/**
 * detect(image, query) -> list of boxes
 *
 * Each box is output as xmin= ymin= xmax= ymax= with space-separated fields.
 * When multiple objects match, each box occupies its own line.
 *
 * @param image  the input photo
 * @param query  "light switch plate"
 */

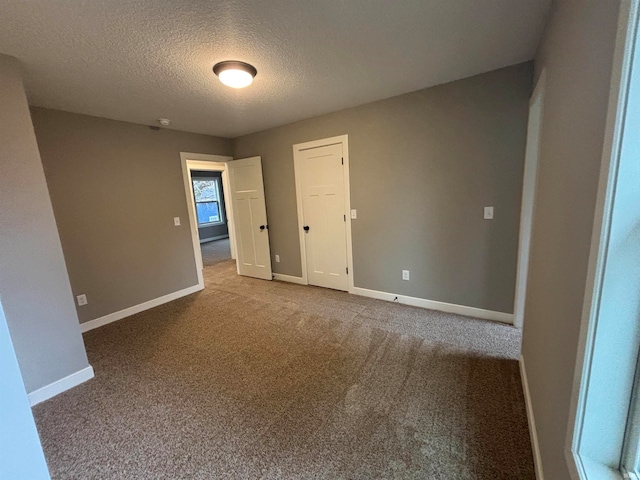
xmin=174 ymin=217 xmax=181 ymax=226
xmin=484 ymin=207 xmax=494 ymax=220
xmin=351 ymin=209 xmax=357 ymax=219
xmin=77 ymin=294 xmax=88 ymax=306
xmin=275 ymin=254 xmax=280 ymax=263
xmin=402 ymin=270 xmax=410 ymax=281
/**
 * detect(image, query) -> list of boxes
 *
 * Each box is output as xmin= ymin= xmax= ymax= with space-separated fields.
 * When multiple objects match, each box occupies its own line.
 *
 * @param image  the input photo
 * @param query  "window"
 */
xmin=566 ymin=4 xmax=640 ymax=479
xmin=192 ymin=177 xmax=224 ymax=226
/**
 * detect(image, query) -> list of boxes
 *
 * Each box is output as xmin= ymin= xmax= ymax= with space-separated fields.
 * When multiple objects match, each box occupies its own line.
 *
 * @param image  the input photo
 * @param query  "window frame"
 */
xmin=191 ymin=176 xmax=225 ymax=227
xmin=622 ymin=368 xmax=640 ymax=478
xmin=566 ymin=2 xmax=640 ymax=479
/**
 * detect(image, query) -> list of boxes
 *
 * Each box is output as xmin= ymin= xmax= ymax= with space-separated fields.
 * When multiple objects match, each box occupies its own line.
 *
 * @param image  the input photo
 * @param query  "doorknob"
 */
xmin=303 ymin=225 xmax=310 ymax=232
xmin=259 ymin=224 xmax=268 ymax=231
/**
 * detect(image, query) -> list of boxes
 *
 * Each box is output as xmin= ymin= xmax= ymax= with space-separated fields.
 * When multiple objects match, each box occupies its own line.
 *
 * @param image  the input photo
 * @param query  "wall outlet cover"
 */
xmin=484 ymin=207 xmax=494 ymax=219
xmin=275 ymin=254 xmax=280 ymax=263
xmin=173 ymin=217 xmax=181 ymax=226
xmin=76 ymin=294 xmax=88 ymax=306
xmin=402 ymin=270 xmax=410 ymax=281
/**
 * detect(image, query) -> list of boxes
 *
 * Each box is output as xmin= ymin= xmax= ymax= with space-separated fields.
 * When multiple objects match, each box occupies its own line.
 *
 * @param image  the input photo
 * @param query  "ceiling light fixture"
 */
xmin=213 ymin=61 xmax=257 ymax=89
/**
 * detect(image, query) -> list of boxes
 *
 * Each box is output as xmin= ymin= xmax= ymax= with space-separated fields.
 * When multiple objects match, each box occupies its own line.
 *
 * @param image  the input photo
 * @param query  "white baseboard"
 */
xmin=199 ymin=234 xmax=229 ymax=244
xmin=269 ymin=279 xmax=513 ymax=324
xmin=273 ymin=273 xmax=307 ymax=285
xmin=351 ymin=286 xmax=514 ymax=324
xmin=80 ymin=284 xmax=203 ymax=333
xmin=28 ymin=365 xmax=94 ymax=406
xmin=520 ymin=355 xmax=544 ymax=479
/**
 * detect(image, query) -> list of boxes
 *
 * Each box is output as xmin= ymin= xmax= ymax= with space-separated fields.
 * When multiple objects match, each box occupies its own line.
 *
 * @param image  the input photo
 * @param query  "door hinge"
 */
xmin=341 ymin=157 xmax=344 ymax=165
xmin=346 ymin=267 xmax=349 ymax=275
xmin=344 ymin=214 xmax=346 ymax=222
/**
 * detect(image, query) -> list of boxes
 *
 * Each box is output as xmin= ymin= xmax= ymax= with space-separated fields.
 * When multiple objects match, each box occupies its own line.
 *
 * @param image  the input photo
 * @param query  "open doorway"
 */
xmin=180 ymin=153 xmax=237 ymax=289
xmin=190 ymin=170 xmax=231 ymax=266
xmin=182 ymin=153 xmax=274 ymax=285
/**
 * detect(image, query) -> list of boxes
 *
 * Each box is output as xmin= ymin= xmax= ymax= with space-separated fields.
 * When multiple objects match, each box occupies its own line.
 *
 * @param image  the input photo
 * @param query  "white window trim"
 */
xmin=566 ymin=2 xmax=640 ymax=479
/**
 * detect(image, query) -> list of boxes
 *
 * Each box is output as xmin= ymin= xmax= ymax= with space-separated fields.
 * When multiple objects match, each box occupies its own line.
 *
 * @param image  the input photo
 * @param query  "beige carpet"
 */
xmin=200 ymin=238 xmax=231 ymax=266
xmin=34 ymin=260 xmax=534 ymax=479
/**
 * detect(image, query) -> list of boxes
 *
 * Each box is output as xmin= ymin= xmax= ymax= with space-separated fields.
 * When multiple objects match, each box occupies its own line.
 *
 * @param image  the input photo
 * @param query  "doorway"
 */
xmin=513 ymin=71 xmax=545 ymax=329
xmin=190 ymin=170 xmax=231 ymax=266
xmin=293 ymin=135 xmax=354 ymax=292
xmin=181 ymin=153 xmax=236 ymax=288
xmin=182 ymin=153 xmax=274 ymax=287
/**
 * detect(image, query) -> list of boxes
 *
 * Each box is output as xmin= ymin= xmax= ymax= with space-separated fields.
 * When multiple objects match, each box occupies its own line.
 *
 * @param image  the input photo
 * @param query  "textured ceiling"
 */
xmin=0 ymin=0 xmax=550 ymax=138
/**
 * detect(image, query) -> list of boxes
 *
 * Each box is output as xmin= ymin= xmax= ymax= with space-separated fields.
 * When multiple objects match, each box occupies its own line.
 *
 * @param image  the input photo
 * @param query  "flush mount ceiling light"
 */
xmin=213 ymin=61 xmax=257 ymax=89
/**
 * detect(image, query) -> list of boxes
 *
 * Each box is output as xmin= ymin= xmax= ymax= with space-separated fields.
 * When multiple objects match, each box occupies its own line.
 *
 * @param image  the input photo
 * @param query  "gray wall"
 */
xmin=31 ymin=108 xmax=233 ymax=323
xmin=0 ymin=300 xmax=50 ymax=479
xmin=191 ymin=170 xmax=229 ymax=241
xmin=0 ymin=55 xmax=89 ymax=393
xmin=234 ymin=63 xmax=532 ymax=313
xmin=521 ymin=2 xmax=620 ymax=479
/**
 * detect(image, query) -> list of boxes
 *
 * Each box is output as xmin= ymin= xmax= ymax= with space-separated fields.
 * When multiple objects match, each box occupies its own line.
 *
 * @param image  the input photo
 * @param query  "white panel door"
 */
xmin=228 ymin=157 xmax=272 ymax=280
xmin=297 ymin=144 xmax=349 ymax=291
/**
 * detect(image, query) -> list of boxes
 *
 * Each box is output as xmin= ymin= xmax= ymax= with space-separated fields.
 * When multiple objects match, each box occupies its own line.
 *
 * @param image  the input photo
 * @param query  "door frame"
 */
xmin=513 ymin=69 xmax=546 ymax=329
xmin=292 ymin=135 xmax=354 ymax=293
xmin=180 ymin=152 xmax=236 ymax=289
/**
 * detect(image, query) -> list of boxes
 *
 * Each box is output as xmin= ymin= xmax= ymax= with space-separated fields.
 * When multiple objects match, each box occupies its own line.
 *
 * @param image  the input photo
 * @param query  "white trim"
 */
xmin=351 ymin=286 xmax=513 ymax=324
xmin=180 ymin=153 xmax=236 ymax=291
xmin=565 ymin=2 xmax=639 ymax=479
xmin=293 ymin=135 xmax=346 ymax=151
xmin=292 ymin=135 xmax=354 ymax=293
xmin=180 ymin=152 xmax=230 ymax=163
xmin=199 ymin=234 xmax=229 ymax=244
xmin=273 ymin=273 xmax=307 ymax=285
xmin=520 ymin=355 xmax=544 ymax=480
xmin=220 ymin=169 xmax=235 ymax=259
xmin=513 ymin=69 xmax=546 ymax=329
xmin=80 ymin=284 xmax=203 ymax=333
xmin=28 ymin=365 xmax=94 ymax=406
xmin=293 ymin=152 xmax=309 ymax=285
xmin=343 ymin=136 xmax=354 ymax=294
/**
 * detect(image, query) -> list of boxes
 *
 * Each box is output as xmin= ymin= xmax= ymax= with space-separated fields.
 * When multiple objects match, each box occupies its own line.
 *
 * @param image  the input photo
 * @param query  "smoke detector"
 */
xmin=158 ymin=118 xmax=171 ymax=126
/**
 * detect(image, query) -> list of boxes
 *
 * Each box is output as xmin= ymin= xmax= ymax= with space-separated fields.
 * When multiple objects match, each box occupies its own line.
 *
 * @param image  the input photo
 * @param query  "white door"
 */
xmin=295 ymin=143 xmax=349 ymax=291
xmin=228 ymin=157 xmax=272 ymax=280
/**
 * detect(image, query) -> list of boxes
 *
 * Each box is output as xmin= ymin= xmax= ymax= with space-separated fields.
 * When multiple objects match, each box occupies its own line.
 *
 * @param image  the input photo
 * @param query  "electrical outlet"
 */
xmin=351 ymin=209 xmax=357 ymax=219
xmin=484 ymin=207 xmax=494 ymax=220
xmin=402 ymin=270 xmax=410 ymax=281
xmin=173 ymin=217 xmax=181 ymax=226
xmin=76 ymin=294 xmax=88 ymax=306
xmin=275 ymin=254 xmax=280 ymax=263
